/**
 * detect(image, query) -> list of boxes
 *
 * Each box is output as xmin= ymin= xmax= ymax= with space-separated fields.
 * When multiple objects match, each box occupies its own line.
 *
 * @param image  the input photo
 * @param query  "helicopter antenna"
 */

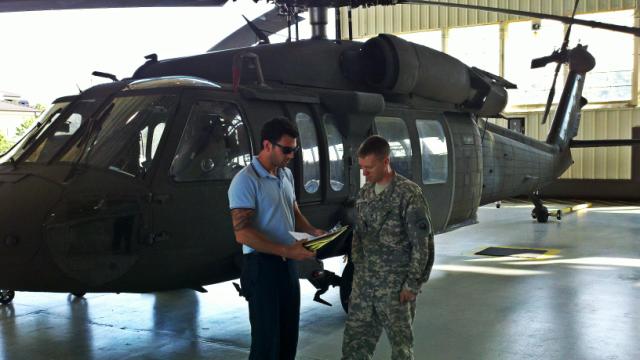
xmin=480 ymin=115 xmax=489 ymax=144
xmin=76 ymin=84 xmax=83 ymax=94
xmin=540 ymin=0 xmax=580 ymax=125
xmin=241 ymin=15 xmax=270 ymax=45
xmin=283 ymin=4 xmax=292 ymax=42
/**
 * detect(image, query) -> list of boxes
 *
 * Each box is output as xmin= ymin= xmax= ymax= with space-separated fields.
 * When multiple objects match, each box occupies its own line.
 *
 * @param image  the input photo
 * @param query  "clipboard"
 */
xmin=290 ymin=226 xmax=350 ymax=251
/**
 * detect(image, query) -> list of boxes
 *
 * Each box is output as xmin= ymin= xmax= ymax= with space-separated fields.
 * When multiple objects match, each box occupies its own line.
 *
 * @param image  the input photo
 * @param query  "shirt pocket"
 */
xmin=377 ymin=204 xmax=405 ymax=247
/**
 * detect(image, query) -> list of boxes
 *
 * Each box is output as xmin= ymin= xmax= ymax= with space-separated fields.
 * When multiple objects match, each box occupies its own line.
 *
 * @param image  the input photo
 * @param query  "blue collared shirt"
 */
xmin=228 ymin=156 xmax=296 ymax=254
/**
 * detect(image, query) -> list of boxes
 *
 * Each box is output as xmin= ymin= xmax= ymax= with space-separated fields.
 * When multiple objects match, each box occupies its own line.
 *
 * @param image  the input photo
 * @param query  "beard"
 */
xmin=270 ymin=152 xmax=289 ymax=169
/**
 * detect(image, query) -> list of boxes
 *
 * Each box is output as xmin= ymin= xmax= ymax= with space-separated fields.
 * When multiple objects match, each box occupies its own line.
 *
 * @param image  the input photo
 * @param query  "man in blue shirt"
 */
xmin=228 ymin=117 xmax=325 ymax=360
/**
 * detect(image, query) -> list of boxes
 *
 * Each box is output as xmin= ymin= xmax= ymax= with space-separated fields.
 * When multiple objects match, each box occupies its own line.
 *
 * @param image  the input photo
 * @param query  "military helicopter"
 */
xmin=1 ymin=0 xmax=639 ymax=310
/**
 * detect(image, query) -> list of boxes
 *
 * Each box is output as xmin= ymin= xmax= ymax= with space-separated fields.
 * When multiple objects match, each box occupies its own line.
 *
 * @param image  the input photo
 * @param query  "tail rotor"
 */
xmin=533 ymin=0 xmax=581 ymax=125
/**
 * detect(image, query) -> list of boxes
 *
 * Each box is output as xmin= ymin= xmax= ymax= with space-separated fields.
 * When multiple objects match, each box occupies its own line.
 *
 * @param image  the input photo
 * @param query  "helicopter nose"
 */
xmin=0 ymin=174 xmax=63 ymax=269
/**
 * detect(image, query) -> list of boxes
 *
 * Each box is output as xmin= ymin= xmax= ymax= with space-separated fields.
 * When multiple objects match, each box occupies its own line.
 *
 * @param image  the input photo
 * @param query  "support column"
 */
xmin=633 ymin=127 xmax=640 ymax=182
xmin=499 ymin=21 xmax=506 ymax=78
xmin=632 ymin=7 xmax=639 ymax=106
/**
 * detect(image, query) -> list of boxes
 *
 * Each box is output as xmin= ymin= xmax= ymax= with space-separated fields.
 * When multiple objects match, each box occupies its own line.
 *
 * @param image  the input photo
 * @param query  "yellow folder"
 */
xmin=302 ymin=225 xmax=350 ymax=251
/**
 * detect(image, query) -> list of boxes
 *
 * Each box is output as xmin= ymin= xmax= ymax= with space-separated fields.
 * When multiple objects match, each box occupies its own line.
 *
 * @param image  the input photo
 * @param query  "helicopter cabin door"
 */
xmin=148 ymin=92 xmax=253 ymax=287
xmin=44 ymin=93 xmax=179 ymax=289
xmin=374 ymin=111 xmax=453 ymax=233
xmin=409 ymin=112 xmax=453 ymax=232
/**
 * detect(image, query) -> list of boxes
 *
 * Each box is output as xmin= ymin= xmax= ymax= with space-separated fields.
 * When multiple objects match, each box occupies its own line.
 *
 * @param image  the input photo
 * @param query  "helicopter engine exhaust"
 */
xmin=347 ymin=34 xmax=510 ymax=116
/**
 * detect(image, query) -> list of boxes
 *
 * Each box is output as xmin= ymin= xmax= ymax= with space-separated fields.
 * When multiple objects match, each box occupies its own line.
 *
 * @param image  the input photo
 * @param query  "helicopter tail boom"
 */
xmin=545 ymin=45 xmax=595 ymax=153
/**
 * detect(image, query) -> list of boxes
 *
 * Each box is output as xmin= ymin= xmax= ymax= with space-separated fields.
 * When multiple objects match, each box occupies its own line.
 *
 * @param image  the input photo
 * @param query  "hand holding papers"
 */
xmin=289 ymin=226 xmax=350 ymax=251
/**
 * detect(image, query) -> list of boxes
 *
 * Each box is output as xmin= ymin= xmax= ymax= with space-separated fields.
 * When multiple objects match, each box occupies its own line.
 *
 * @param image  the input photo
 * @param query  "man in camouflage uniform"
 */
xmin=342 ymin=135 xmax=435 ymax=360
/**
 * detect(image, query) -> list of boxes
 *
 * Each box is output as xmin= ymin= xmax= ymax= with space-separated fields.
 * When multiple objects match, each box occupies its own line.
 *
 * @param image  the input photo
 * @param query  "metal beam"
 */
xmin=0 ymin=0 xmax=227 ymax=13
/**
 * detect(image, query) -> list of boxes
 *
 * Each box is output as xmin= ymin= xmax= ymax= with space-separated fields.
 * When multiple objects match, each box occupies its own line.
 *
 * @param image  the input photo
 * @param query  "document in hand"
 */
xmin=289 ymin=226 xmax=350 ymax=251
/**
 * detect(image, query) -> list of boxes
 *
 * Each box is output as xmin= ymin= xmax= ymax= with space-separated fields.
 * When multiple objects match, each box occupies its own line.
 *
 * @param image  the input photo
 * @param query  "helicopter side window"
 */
xmin=374 ymin=116 xmax=413 ymax=179
xmin=323 ymin=114 xmax=345 ymax=192
xmin=295 ymin=112 xmax=321 ymax=194
xmin=416 ymin=119 xmax=448 ymax=184
xmin=170 ymin=101 xmax=251 ymax=182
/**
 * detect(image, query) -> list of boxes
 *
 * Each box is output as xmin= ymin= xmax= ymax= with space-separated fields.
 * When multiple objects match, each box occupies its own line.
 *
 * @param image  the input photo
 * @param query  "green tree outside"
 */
xmin=1 ymin=104 xmax=44 ymax=155
xmin=14 ymin=104 xmax=45 ymax=139
xmin=0 ymin=133 xmax=13 ymax=154
xmin=15 ymin=116 xmax=36 ymax=138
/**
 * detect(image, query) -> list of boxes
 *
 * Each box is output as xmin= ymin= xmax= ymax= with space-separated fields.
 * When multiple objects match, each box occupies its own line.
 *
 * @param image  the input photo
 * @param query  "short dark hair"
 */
xmin=357 ymin=135 xmax=390 ymax=159
xmin=260 ymin=117 xmax=299 ymax=149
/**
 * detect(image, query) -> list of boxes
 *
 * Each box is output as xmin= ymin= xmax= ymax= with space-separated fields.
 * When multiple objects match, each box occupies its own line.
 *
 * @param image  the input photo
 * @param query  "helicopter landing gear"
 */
xmin=307 ymin=260 xmax=354 ymax=313
xmin=339 ymin=261 xmax=354 ymax=313
xmin=529 ymin=192 xmax=549 ymax=223
xmin=531 ymin=207 xmax=549 ymax=223
xmin=0 ymin=289 xmax=15 ymax=305
xmin=308 ymin=268 xmax=342 ymax=307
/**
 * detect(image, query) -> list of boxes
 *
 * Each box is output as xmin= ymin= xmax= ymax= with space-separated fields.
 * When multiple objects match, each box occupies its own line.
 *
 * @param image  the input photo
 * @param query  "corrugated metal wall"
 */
xmin=343 ymin=1 xmax=639 ymax=181
xmin=341 ymin=0 xmax=637 ymax=39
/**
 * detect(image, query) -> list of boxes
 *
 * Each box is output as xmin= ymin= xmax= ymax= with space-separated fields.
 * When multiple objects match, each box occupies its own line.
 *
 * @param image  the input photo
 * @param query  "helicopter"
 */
xmin=1 ymin=0 xmax=640 ymax=310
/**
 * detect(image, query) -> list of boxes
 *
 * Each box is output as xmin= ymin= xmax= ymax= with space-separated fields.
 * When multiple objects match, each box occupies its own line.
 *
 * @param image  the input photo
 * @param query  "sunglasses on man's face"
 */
xmin=272 ymin=142 xmax=300 ymax=155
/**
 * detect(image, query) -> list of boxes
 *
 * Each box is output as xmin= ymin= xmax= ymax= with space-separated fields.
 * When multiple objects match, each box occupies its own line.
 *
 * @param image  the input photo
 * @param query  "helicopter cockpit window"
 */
xmin=374 ymin=117 xmax=413 ymax=179
xmin=295 ymin=112 xmax=320 ymax=194
xmin=170 ymin=101 xmax=251 ymax=182
xmin=416 ymin=120 xmax=448 ymax=184
xmin=58 ymin=95 xmax=178 ymax=177
xmin=23 ymin=100 xmax=97 ymax=164
xmin=323 ymin=114 xmax=345 ymax=192
xmin=0 ymin=100 xmax=69 ymax=163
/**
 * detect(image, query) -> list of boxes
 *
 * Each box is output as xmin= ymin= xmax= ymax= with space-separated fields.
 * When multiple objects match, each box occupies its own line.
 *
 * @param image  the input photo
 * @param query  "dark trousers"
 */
xmin=241 ymin=252 xmax=300 ymax=360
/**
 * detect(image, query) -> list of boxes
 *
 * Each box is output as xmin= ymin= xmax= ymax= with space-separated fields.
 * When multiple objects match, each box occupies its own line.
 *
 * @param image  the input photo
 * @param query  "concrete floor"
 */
xmin=1 ymin=200 xmax=639 ymax=360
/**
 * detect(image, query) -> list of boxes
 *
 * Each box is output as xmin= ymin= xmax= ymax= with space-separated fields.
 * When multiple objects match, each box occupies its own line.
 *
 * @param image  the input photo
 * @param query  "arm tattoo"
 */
xmin=231 ymin=209 xmax=255 ymax=232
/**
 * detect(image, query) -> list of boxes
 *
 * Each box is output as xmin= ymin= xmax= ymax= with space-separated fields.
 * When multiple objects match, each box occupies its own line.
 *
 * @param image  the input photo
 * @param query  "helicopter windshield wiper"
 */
xmin=7 ymin=156 xmax=16 ymax=170
xmin=63 ymin=103 xmax=115 ymax=182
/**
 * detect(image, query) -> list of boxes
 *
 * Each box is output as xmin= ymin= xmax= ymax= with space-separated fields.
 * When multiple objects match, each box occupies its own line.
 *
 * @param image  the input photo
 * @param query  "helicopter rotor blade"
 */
xmin=208 ymin=6 xmax=304 ymax=52
xmin=402 ymin=1 xmax=640 ymax=37
xmin=540 ymin=0 xmax=580 ymax=125
xmin=540 ymin=63 xmax=560 ymax=126
xmin=0 ymin=0 xmax=228 ymax=13
xmin=2 ymin=0 xmax=638 ymax=37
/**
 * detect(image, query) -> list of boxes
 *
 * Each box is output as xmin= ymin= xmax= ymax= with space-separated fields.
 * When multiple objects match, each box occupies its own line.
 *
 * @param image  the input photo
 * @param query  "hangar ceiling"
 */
xmin=0 ymin=0 xmax=226 ymax=13
xmin=341 ymin=0 xmax=638 ymax=38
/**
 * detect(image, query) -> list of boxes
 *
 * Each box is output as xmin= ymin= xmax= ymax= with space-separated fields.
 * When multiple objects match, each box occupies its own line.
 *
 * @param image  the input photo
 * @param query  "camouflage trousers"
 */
xmin=342 ymin=286 xmax=417 ymax=360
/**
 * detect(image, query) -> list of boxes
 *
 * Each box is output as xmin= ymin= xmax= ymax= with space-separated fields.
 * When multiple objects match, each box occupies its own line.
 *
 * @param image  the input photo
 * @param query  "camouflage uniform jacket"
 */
xmin=352 ymin=173 xmax=434 ymax=297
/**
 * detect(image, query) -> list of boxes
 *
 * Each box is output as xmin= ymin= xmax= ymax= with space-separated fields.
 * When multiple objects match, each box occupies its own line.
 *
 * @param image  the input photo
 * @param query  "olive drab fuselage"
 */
xmin=0 ymin=35 xmax=593 ymax=300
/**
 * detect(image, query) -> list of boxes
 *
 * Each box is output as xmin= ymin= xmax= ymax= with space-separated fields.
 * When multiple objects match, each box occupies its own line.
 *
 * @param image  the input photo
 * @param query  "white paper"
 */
xmin=289 ymin=231 xmax=313 ymax=241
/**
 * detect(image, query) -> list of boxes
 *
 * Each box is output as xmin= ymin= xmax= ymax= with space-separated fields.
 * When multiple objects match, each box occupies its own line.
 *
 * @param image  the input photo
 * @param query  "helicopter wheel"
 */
xmin=534 ymin=206 xmax=549 ymax=223
xmin=0 ymin=290 xmax=15 ymax=305
xmin=339 ymin=261 xmax=354 ymax=313
xmin=71 ymin=292 xmax=86 ymax=298
xmin=556 ymin=210 xmax=562 ymax=221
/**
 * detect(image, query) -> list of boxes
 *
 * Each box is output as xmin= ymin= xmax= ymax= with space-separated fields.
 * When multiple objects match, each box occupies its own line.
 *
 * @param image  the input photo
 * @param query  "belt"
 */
xmin=244 ymin=251 xmax=289 ymax=262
